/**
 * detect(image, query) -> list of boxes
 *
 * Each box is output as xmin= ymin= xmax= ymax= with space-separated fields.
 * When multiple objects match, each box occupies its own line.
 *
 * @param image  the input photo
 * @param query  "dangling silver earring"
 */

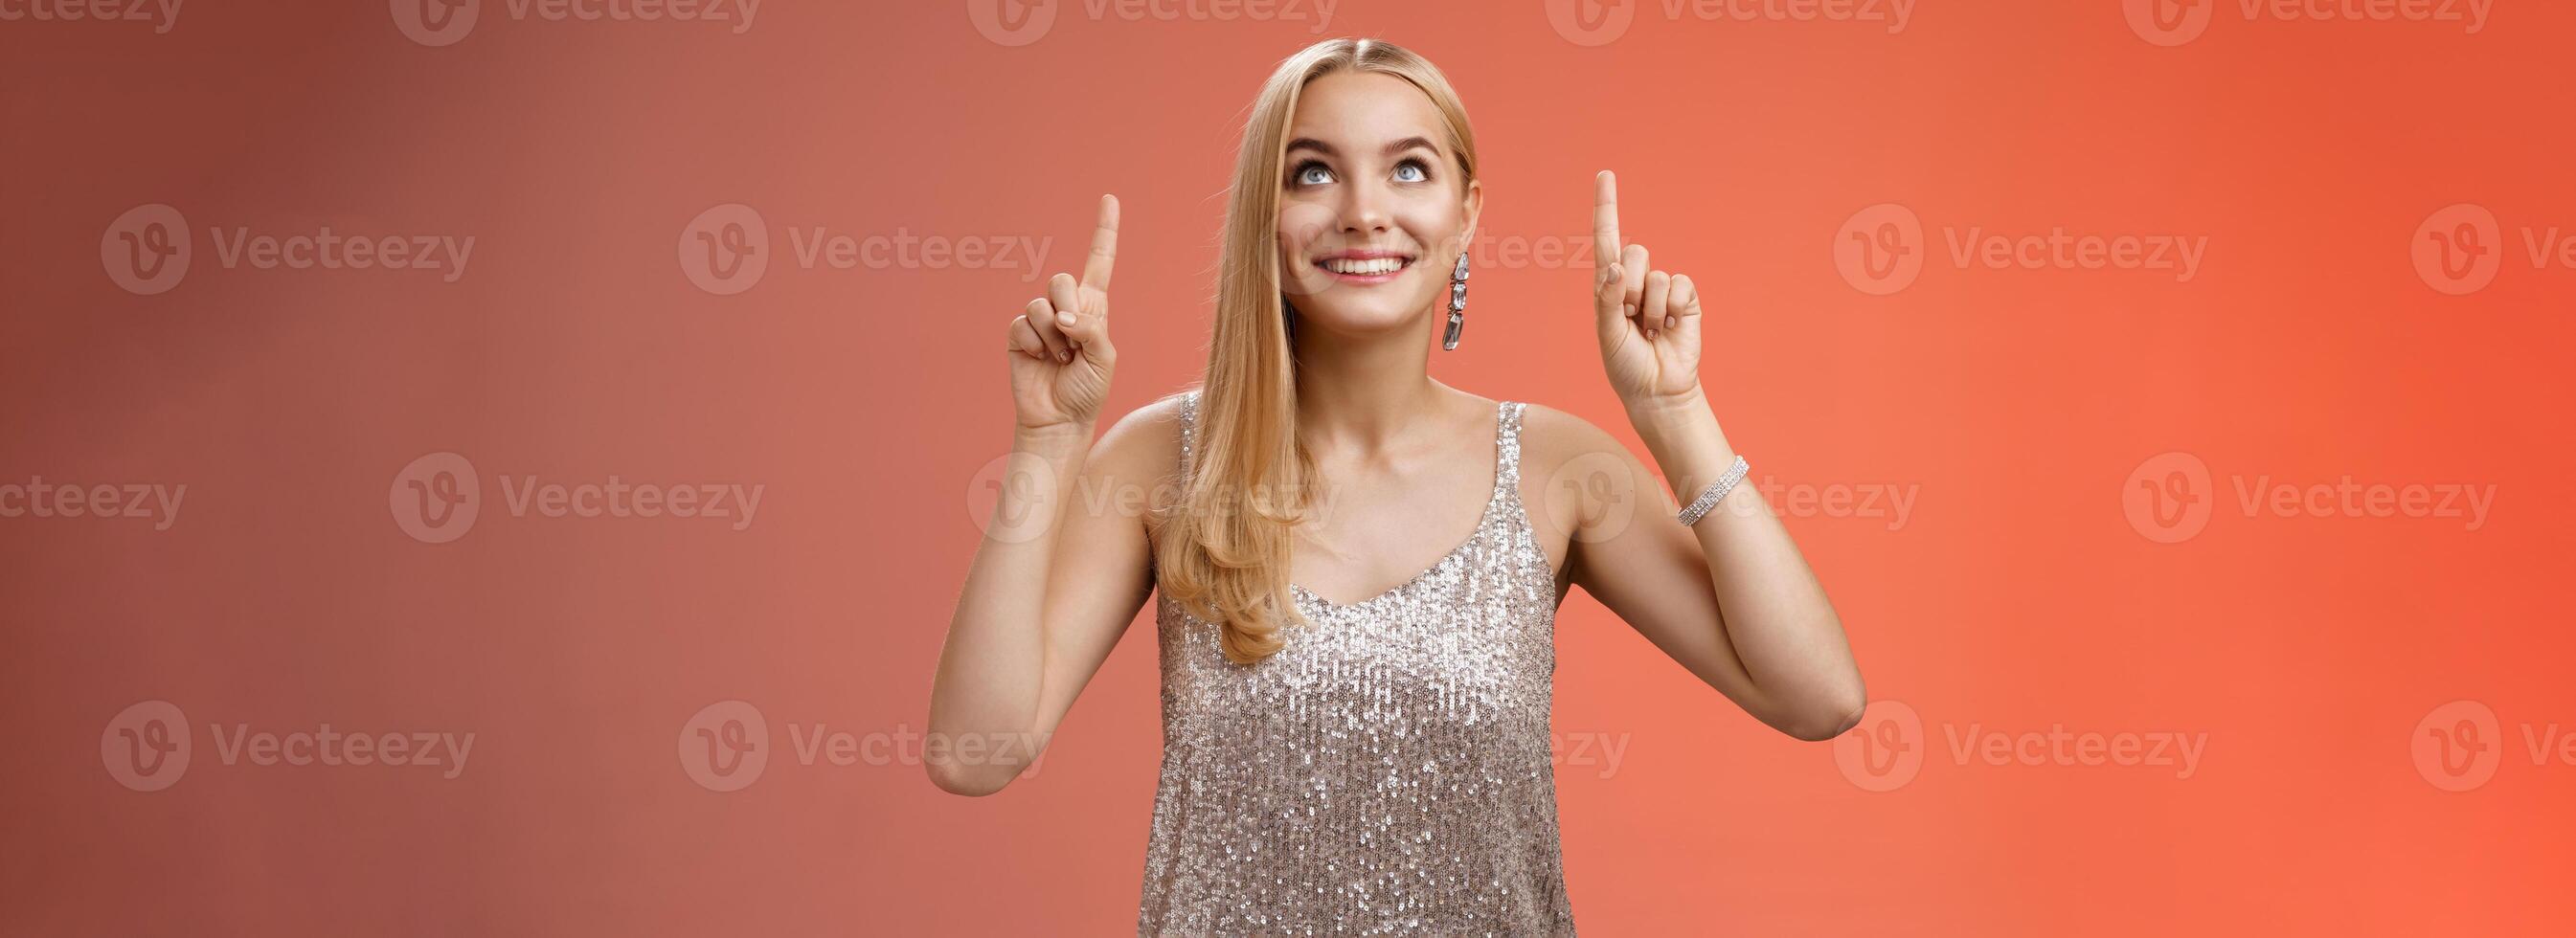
xmin=1441 ymin=252 xmax=1469 ymax=350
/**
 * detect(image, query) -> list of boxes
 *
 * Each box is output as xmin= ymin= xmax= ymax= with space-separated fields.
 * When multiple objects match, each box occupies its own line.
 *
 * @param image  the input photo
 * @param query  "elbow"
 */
xmin=1782 ymin=704 xmax=1865 ymax=743
xmin=925 ymin=759 xmax=1015 ymax=798
xmin=1776 ymin=685 xmax=1869 ymax=743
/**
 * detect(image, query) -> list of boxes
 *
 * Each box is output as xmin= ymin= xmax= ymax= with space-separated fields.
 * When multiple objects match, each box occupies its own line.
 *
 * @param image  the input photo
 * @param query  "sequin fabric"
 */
xmin=1141 ymin=391 xmax=1574 ymax=936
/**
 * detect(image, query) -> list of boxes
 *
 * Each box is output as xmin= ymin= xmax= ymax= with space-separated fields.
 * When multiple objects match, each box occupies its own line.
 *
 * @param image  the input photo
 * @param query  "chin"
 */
xmin=1287 ymin=302 xmax=1427 ymax=339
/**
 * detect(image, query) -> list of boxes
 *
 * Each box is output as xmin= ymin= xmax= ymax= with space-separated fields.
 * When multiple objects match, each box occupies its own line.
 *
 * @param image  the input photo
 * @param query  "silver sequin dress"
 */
xmin=1140 ymin=391 xmax=1575 ymax=936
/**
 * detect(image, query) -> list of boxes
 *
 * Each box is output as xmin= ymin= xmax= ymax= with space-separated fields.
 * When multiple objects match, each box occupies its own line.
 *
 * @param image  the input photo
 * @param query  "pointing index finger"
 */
xmin=1081 ymin=194 xmax=1119 ymax=291
xmin=1593 ymin=170 xmax=1620 ymax=272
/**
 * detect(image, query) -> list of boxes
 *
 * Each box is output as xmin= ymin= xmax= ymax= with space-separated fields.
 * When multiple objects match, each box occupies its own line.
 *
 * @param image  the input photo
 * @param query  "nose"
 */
xmin=1337 ymin=177 xmax=1391 ymax=236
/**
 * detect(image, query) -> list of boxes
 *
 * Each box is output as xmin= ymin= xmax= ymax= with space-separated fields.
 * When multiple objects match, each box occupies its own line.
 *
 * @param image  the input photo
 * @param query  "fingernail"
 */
xmin=1645 ymin=328 xmax=1658 ymax=340
xmin=1664 ymin=315 xmax=1676 ymax=328
xmin=1622 ymin=303 xmax=1636 ymax=317
xmin=1057 ymin=312 xmax=1076 ymax=327
xmin=1058 ymin=349 xmax=1073 ymax=363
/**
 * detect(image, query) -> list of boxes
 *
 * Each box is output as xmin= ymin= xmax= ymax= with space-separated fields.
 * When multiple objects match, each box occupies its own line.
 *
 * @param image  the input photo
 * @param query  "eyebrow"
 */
xmin=1284 ymin=136 xmax=1441 ymax=159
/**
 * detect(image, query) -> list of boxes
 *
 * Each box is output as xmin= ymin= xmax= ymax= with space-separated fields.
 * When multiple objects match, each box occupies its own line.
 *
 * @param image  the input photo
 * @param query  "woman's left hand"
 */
xmin=1589 ymin=170 xmax=1704 ymax=409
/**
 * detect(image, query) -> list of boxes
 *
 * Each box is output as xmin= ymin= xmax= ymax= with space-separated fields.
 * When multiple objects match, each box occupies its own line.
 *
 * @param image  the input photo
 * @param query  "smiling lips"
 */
xmin=1315 ymin=250 xmax=1415 ymax=281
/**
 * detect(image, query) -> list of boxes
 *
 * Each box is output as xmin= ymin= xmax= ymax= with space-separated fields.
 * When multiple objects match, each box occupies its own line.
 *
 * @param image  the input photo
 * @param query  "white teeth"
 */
xmin=1322 ymin=257 xmax=1408 ymax=276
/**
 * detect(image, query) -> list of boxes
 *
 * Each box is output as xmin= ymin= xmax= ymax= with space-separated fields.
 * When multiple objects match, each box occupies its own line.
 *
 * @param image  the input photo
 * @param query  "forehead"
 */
xmin=1286 ymin=71 xmax=1446 ymax=152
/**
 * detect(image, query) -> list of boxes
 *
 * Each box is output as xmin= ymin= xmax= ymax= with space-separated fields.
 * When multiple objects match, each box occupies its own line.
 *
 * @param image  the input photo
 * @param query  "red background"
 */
xmin=5 ymin=1 xmax=2573 ymax=934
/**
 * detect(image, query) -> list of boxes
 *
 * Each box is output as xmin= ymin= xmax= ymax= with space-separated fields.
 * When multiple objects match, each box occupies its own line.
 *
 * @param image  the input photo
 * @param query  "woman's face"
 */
xmin=1275 ymin=71 xmax=1480 ymax=342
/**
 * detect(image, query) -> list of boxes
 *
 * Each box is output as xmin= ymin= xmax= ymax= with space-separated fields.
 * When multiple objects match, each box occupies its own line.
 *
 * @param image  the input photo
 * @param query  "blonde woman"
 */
xmin=929 ymin=37 xmax=1864 ymax=934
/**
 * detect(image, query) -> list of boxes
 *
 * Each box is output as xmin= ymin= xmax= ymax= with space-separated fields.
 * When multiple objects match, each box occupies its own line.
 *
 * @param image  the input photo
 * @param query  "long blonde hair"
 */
xmin=1152 ymin=37 xmax=1480 ymax=665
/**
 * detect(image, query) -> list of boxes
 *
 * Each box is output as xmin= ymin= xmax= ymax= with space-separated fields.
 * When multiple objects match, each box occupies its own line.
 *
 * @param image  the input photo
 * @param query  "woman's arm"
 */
xmin=928 ymin=408 xmax=1174 ymax=794
xmin=1535 ymin=399 xmax=1866 ymax=742
xmin=926 ymin=196 xmax=1164 ymax=795
xmin=1548 ymin=172 xmax=1864 ymax=741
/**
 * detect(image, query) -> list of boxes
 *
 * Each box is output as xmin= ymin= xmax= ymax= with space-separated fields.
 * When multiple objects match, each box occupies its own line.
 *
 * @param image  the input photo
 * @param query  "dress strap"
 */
xmin=1177 ymin=389 xmax=1200 ymax=477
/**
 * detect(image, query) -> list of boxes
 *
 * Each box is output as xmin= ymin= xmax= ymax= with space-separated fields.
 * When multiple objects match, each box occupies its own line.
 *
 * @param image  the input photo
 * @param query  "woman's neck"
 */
xmin=1289 ymin=320 xmax=1458 ymax=455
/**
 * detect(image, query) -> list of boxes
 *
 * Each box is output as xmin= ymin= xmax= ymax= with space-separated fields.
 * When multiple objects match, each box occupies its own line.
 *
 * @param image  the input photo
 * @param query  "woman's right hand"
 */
xmin=1006 ymin=194 xmax=1120 ymax=433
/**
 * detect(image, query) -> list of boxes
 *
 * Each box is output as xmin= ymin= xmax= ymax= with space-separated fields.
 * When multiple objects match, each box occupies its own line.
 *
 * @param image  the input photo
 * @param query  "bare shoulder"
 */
xmin=1509 ymin=400 xmax=1663 ymax=576
xmin=1084 ymin=388 xmax=1196 ymax=492
xmin=1512 ymin=400 xmax=1643 ymax=487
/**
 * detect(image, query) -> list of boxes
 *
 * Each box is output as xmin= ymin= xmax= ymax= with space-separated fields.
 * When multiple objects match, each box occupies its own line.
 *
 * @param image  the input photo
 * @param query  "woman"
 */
xmin=929 ymin=37 xmax=1865 ymax=935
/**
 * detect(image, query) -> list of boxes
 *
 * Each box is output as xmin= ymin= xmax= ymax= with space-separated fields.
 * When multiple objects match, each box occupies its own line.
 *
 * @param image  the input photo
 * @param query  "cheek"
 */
xmin=1277 ymin=202 xmax=1338 ymax=299
xmin=1399 ymin=200 xmax=1468 ymax=256
xmin=1277 ymin=202 xmax=1333 ymax=257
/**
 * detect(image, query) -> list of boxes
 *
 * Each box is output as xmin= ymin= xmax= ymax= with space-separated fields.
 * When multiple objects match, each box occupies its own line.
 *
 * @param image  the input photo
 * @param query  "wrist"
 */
xmin=1622 ymin=386 xmax=1737 ymax=487
xmin=1012 ymin=420 xmax=1096 ymax=455
xmin=1622 ymin=383 xmax=1711 ymax=437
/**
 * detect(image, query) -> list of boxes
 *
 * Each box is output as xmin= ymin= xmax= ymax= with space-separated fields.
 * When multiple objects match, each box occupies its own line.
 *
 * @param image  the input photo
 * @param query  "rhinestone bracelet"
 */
xmin=1676 ymin=455 xmax=1751 ymax=526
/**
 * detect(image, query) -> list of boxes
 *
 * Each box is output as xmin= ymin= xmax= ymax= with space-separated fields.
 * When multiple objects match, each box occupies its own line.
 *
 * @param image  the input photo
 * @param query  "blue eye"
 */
xmin=1293 ymin=161 xmax=1335 ymax=187
xmin=1393 ymin=160 xmax=1428 ymax=183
